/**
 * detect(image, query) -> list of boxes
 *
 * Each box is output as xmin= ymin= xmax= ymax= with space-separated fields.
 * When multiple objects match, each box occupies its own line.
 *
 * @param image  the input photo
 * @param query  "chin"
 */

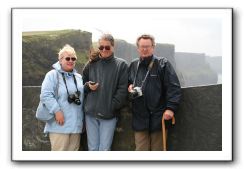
xmin=66 ymin=67 xmax=74 ymax=72
xmin=141 ymin=55 xmax=149 ymax=58
xmin=101 ymin=54 xmax=109 ymax=58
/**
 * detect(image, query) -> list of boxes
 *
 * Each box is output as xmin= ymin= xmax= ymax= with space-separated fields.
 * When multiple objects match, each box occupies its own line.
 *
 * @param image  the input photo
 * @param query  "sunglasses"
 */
xmin=98 ymin=46 xmax=111 ymax=51
xmin=64 ymin=57 xmax=77 ymax=61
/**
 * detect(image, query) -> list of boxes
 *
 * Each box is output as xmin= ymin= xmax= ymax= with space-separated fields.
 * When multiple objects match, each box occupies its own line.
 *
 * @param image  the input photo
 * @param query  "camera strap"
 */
xmin=133 ymin=56 xmax=155 ymax=89
xmin=61 ymin=73 xmax=79 ymax=96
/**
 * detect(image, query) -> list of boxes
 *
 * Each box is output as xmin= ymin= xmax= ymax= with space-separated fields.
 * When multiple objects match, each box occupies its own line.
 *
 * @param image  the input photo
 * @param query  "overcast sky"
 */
xmin=18 ymin=8 xmax=230 ymax=57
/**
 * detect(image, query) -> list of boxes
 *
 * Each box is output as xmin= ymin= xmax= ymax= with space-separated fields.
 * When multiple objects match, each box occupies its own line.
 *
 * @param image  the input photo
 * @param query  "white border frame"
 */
xmin=12 ymin=8 xmax=232 ymax=161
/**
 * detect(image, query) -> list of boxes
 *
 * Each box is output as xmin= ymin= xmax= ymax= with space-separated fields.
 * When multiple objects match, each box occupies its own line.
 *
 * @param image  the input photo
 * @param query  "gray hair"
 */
xmin=98 ymin=34 xmax=114 ymax=46
xmin=136 ymin=34 xmax=155 ymax=47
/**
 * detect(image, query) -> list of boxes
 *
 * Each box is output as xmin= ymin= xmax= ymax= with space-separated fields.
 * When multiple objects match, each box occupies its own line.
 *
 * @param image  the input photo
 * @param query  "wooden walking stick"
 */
xmin=162 ymin=114 xmax=175 ymax=151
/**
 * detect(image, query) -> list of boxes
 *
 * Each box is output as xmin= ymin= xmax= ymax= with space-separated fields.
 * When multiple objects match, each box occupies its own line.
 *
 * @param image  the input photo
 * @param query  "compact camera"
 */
xmin=68 ymin=91 xmax=81 ymax=105
xmin=129 ymin=86 xmax=143 ymax=99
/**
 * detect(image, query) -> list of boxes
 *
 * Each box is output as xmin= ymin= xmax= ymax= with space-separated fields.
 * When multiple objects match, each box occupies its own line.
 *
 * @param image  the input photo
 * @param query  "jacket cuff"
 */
xmin=166 ymin=103 xmax=179 ymax=113
xmin=51 ymin=103 xmax=61 ymax=115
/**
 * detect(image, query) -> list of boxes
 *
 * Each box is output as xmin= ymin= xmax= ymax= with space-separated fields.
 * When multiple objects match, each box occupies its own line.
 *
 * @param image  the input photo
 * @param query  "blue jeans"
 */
xmin=85 ymin=114 xmax=117 ymax=151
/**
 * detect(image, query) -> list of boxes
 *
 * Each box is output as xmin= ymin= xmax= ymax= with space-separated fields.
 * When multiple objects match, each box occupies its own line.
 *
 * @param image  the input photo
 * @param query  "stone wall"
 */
xmin=22 ymin=84 xmax=222 ymax=151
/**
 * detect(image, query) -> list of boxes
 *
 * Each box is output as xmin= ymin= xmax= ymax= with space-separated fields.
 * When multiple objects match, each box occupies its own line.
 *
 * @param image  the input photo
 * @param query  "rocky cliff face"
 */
xmin=114 ymin=41 xmax=218 ymax=87
xmin=175 ymin=52 xmax=218 ymax=87
xmin=114 ymin=40 xmax=177 ymax=69
xmin=22 ymin=30 xmax=92 ymax=86
xmin=22 ymin=29 xmax=218 ymax=88
xmin=206 ymin=56 xmax=222 ymax=75
xmin=154 ymin=43 xmax=176 ymax=69
xmin=114 ymin=39 xmax=138 ymax=63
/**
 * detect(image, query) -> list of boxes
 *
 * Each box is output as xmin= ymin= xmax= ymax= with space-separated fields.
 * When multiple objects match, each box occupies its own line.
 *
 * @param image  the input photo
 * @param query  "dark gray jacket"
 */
xmin=128 ymin=55 xmax=181 ymax=132
xmin=82 ymin=55 xmax=128 ymax=119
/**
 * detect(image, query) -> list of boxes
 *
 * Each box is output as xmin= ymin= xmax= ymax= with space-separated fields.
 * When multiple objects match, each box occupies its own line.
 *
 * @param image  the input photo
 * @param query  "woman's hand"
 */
xmin=55 ymin=111 xmax=64 ymax=125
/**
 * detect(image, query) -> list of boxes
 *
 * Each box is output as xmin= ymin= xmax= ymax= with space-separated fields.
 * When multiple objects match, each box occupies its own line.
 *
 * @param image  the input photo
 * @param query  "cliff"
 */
xmin=175 ymin=52 xmax=218 ymax=87
xmin=22 ymin=29 xmax=218 ymax=88
xmin=114 ymin=40 xmax=177 ymax=69
xmin=22 ymin=29 xmax=92 ymax=86
xmin=206 ymin=56 xmax=222 ymax=75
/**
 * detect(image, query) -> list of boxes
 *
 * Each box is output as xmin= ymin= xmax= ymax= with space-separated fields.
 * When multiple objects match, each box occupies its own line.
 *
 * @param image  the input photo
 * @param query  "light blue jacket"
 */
xmin=40 ymin=62 xmax=84 ymax=134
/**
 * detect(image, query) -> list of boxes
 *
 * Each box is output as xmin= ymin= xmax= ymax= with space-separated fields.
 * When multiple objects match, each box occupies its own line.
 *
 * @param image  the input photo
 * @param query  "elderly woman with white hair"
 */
xmin=40 ymin=44 xmax=84 ymax=151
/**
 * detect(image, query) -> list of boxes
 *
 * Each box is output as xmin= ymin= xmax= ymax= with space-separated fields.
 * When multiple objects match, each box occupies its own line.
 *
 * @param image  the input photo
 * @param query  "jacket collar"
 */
xmin=52 ymin=61 xmax=77 ymax=77
xmin=99 ymin=53 xmax=114 ymax=61
xmin=140 ymin=55 xmax=153 ymax=66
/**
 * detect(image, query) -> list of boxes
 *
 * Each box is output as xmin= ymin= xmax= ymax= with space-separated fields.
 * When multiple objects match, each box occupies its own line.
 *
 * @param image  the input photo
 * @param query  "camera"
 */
xmin=68 ymin=91 xmax=81 ymax=105
xmin=129 ymin=86 xmax=143 ymax=99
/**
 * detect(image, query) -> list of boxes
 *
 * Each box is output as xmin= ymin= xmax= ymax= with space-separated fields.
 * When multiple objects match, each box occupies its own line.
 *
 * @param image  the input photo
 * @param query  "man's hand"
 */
xmin=163 ymin=109 xmax=174 ymax=120
xmin=128 ymin=84 xmax=133 ymax=92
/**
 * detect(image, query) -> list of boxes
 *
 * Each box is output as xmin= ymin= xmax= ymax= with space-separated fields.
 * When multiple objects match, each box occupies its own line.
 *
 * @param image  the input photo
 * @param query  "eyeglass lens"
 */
xmin=65 ymin=57 xmax=76 ymax=61
xmin=98 ymin=46 xmax=111 ymax=50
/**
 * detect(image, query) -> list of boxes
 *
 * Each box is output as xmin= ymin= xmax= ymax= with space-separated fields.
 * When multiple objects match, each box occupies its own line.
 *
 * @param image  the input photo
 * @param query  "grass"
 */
xmin=23 ymin=29 xmax=76 ymax=36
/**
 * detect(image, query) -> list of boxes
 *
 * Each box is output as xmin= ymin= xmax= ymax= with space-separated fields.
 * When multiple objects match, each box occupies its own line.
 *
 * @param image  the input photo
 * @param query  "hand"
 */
xmin=128 ymin=84 xmax=134 ymax=92
xmin=55 ymin=111 xmax=64 ymax=125
xmin=163 ymin=109 xmax=174 ymax=120
xmin=88 ymin=81 xmax=99 ymax=91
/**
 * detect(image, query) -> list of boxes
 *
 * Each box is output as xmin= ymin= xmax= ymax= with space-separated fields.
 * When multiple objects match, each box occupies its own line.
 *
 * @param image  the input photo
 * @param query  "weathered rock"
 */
xmin=206 ymin=56 xmax=222 ymax=74
xmin=22 ymin=30 xmax=92 ymax=86
xmin=175 ymin=52 xmax=218 ymax=87
xmin=22 ymin=30 xmax=219 ymax=88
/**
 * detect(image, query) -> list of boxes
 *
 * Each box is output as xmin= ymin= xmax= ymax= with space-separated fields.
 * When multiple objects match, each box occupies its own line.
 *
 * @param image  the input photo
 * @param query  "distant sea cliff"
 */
xmin=22 ymin=29 xmax=221 ymax=87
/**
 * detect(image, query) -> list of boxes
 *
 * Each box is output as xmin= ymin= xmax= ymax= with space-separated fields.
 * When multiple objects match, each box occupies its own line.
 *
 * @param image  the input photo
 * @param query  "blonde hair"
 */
xmin=58 ymin=44 xmax=77 ymax=60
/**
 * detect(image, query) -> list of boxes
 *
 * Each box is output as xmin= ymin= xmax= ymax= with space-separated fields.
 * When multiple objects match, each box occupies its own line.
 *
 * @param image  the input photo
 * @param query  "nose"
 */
xmin=142 ymin=47 xmax=149 ymax=51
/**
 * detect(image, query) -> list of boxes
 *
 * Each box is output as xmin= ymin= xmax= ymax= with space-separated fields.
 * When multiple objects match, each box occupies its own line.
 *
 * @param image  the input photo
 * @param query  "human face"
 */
xmin=98 ymin=39 xmax=114 ymax=58
xmin=60 ymin=51 xmax=76 ymax=72
xmin=137 ymin=38 xmax=154 ymax=58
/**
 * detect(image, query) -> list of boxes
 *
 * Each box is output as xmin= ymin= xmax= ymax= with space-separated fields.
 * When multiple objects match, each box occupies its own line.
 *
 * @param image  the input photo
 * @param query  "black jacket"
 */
xmin=83 ymin=55 xmax=128 ymax=119
xmin=128 ymin=55 xmax=181 ymax=132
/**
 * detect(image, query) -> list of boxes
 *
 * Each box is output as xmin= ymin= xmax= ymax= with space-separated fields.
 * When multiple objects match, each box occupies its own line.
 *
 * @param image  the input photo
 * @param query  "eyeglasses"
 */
xmin=138 ymin=45 xmax=153 ymax=49
xmin=98 ymin=46 xmax=111 ymax=51
xmin=64 ymin=57 xmax=77 ymax=61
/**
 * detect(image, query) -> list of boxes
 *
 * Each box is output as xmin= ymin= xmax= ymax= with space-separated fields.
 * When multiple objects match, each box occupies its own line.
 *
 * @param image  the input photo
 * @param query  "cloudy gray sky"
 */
xmin=19 ymin=8 xmax=230 ymax=56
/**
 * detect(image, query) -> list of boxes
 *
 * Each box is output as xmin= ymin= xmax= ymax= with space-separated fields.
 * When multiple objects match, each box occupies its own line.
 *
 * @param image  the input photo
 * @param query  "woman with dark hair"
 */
xmin=83 ymin=34 xmax=128 ymax=151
